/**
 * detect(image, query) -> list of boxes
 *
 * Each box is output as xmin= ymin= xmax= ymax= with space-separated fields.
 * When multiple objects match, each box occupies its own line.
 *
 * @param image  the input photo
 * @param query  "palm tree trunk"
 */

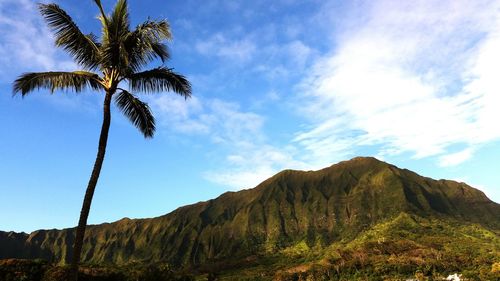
xmin=70 ymin=91 xmax=113 ymax=281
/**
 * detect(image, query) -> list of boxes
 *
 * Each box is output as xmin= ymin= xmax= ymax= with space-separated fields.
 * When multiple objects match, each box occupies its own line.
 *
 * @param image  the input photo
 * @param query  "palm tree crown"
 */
xmin=13 ymin=0 xmax=191 ymax=137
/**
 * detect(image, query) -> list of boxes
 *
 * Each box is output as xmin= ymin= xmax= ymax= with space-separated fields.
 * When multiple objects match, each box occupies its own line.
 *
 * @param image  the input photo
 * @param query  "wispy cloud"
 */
xmin=151 ymin=95 xmax=208 ymax=134
xmin=253 ymin=39 xmax=316 ymax=80
xmin=204 ymin=143 xmax=308 ymax=190
xmin=151 ymin=95 xmax=264 ymax=143
xmin=439 ymin=147 xmax=475 ymax=167
xmin=0 ymin=0 xmax=74 ymax=81
xmin=150 ymin=94 xmax=310 ymax=189
xmin=0 ymin=0 xmax=99 ymax=113
xmin=295 ymin=0 xmax=500 ymax=167
xmin=192 ymin=28 xmax=316 ymax=81
xmin=154 ymin=0 xmax=500 ymax=190
xmin=195 ymin=33 xmax=256 ymax=62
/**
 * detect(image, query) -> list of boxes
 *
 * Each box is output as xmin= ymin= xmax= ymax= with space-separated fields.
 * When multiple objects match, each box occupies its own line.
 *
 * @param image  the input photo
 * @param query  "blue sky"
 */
xmin=1 ymin=0 xmax=499 ymax=233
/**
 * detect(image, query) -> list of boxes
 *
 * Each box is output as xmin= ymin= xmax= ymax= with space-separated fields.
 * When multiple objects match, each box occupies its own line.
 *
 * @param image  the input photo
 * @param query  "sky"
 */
xmin=1 ymin=0 xmax=499 ymax=233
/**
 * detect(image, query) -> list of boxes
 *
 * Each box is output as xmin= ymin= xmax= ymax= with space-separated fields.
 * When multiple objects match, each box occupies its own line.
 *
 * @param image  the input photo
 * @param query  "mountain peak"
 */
xmin=344 ymin=156 xmax=382 ymax=162
xmin=329 ymin=156 xmax=389 ymax=169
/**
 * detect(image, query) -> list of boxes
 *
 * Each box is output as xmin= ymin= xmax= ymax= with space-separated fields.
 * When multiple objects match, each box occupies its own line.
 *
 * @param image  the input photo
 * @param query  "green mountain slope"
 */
xmin=1 ymin=157 xmax=499 ymax=276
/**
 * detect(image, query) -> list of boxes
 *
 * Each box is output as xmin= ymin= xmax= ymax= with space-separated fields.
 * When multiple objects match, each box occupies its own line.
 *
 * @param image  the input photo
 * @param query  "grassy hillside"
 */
xmin=196 ymin=213 xmax=499 ymax=280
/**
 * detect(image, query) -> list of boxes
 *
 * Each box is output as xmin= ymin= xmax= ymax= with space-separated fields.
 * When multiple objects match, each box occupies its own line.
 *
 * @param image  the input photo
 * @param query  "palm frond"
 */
xmin=108 ymin=0 xmax=130 ymax=39
xmin=38 ymin=4 xmax=100 ymax=70
xmin=150 ymin=42 xmax=170 ymax=62
xmin=123 ymin=20 xmax=172 ymax=70
xmin=100 ymin=42 xmax=128 ymax=72
xmin=127 ymin=67 xmax=191 ymax=97
xmin=134 ymin=20 xmax=172 ymax=41
xmin=93 ymin=0 xmax=109 ymax=28
xmin=114 ymin=90 xmax=155 ymax=137
xmin=99 ymin=0 xmax=131 ymax=71
xmin=124 ymin=36 xmax=170 ymax=72
xmin=13 ymin=71 xmax=103 ymax=96
xmin=86 ymin=33 xmax=102 ymax=49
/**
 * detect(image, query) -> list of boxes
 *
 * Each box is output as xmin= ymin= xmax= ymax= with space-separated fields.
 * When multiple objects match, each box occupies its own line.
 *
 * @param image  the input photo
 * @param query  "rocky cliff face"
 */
xmin=1 ymin=157 xmax=499 ymax=267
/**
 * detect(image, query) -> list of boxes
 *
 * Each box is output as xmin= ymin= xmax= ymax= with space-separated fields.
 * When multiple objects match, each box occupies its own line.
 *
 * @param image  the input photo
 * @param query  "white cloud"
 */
xmin=151 ymin=94 xmax=311 ymax=190
xmin=266 ymin=90 xmax=280 ymax=101
xmin=438 ymin=147 xmax=475 ymax=167
xmin=253 ymin=39 xmax=316 ymax=80
xmin=295 ymin=0 xmax=500 ymax=167
xmin=204 ymin=144 xmax=309 ymax=190
xmin=193 ymin=27 xmax=316 ymax=82
xmin=151 ymin=95 xmax=209 ymax=134
xmin=286 ymin=40 xmax=313 ymax=69
xmin=156 ymin=0 xmax=500 ymax=191
xmin=195 ymin=33 xmax=256 ymax=62
xmin=0 ymin=0 xmax=99 ymax=113
xmin=249 ymin=90 xmax=282 ymax=109
xmin=151 ymin=95 xmax=265 ymax=143
xmin=0 ymin=0 xmax=74 ymax=80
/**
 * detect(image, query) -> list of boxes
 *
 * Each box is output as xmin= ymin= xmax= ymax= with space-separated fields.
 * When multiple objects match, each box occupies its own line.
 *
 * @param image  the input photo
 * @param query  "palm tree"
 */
xmin=13 ymin=0 xmax=191 ymax=280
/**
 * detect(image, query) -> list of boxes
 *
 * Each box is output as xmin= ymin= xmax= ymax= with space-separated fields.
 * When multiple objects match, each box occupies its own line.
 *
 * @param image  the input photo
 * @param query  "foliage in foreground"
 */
xmin=0 ymin=259 xmax=194 ymax=281
xmin=1 ymin=213 xmax=499 ymax=280
xmin=0 ymin=259 xmax=498 ymax=281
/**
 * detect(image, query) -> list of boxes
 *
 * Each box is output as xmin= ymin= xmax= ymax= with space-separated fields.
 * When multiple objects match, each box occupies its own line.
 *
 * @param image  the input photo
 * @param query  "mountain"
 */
xmin=1 ymin=157 xmax=499 ymax=279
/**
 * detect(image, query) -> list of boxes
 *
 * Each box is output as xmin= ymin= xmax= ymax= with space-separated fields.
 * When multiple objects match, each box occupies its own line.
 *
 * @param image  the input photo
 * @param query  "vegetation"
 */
xmin=0 ymin=259 xmax=195 ymax=281
xmin=195 ymin=213 xmax=499 ymax=280
xmin=12 ymin=0 xmax=191 ymax=279
xmin=1 ymin=158 xmax=498 ymax=280
xmin=1 ymin=227 xmax=499 ymax=281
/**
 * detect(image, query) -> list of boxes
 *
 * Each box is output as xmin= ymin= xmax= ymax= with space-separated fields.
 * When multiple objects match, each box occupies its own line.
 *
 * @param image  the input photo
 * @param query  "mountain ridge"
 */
xmin=4 ymin=156 xmax=495 ymax=233
xmin=1 ymin=157 xmax=499 ymax=270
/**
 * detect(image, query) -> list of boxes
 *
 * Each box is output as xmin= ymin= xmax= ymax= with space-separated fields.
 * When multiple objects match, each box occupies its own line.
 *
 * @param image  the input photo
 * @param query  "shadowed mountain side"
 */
xmin=1 ymin=157 xmax=499 ymax=267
